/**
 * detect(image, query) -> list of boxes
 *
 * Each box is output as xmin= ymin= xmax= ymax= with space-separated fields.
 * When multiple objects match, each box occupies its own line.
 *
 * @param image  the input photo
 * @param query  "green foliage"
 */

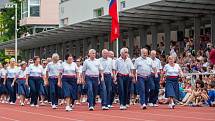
xmin=0 ymin=0 xmax=27 ymax=43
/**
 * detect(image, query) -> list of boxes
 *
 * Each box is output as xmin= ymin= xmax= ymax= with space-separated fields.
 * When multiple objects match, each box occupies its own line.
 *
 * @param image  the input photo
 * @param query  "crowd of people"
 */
xmin=0 ymin=42 xmax=215 ymax=112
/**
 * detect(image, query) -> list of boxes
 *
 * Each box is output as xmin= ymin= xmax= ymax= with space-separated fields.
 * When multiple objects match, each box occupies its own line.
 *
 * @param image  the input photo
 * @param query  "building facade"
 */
xmin=59 ymin=0 xmax=160 ymax=27
xmin=20 ymin=0 xmax=59 ymax=35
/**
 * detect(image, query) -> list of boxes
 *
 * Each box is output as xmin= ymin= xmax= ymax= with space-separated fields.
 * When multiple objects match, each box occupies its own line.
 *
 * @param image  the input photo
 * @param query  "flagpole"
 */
xmin=116 ymin=0 xmax=119 ymax=58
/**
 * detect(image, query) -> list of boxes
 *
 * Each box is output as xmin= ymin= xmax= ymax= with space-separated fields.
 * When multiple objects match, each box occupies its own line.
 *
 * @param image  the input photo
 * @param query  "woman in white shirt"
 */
xmin=12 ymin=61 xmax=28 ymax=106
xmin=46 ymin=53 xmax=62 ymax=109
xmin=163 ymin=56 xmax=183 ymax=109
xmin=59 ymin=54 xmax=79 ymax=112
xmin=4 ymin=58 xmax=18 ymax=104
xmin=0 ymin=63 xmax=7 ymax=103
xmin=26 ymin=56 xmax=44 ymax=107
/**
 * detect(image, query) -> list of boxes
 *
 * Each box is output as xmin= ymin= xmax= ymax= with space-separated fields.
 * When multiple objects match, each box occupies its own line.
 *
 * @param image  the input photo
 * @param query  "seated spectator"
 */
xmin=207 ymin=81 xmax=215 ymax=107
xmin=158 ymin=83 xmax=168 ymax=104
xmin=183 ymin=80 xmax=208 ymax=106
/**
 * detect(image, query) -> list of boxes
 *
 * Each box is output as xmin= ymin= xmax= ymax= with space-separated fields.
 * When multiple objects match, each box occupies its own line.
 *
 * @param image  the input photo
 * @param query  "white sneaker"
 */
xmin=1 ymin=100 xmax=5 ymax=104
xmin=120 ymin=105 xmax=127 ymax=110
xmin=10 ymin=102 xmax=15 ymax=105
xmin=141 ymin=104 xmax=147 ymax=109
xmin=40 ymin=102 xmax=46 ymax=106
xmin=89 ymin=106 xmax=95 ymax=111
xmin=168 ymin=103 xmax=175 ymax=109
xmin=148 ymin=103 xmax=154 ymax=107
xmin=66 ymin=106 xmax=73 ymax=112
xmin=120 ymin=105 xmax=124 ymax=110
xmin=30 ymin=104 xmax=35 ymax=107
xmin=20 ymin=103 xmax=25 ymax=106
xmin=35 ymin=105 xmax=39 ymax=107
xmin=126 ymin=104 xmax=130 ymax=108
xmin=52 ymin=105 xmax=57 ymax=109
xmin=76 ymin=102 xmax=81 ymax=105
xmin=153 ymin=104 xmax=159 ymax=107
xmin=108 ymin=105 xmax=114 ymax=108
xmin=102 ymin=106 xmax=109 ymax=110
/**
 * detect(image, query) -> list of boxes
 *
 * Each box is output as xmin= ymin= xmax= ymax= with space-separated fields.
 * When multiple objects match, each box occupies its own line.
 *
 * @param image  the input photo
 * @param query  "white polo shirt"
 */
xmin=17 ymin=68 xmax=27 ymax=79
xmin=151 ymin=57 xmax=162 ymax=73
xmin=27 ymin=64 xmax=44 ymax=77
xmin=82 ymin=58 xmax=103 ymax=77
xmin=0 ymin=68 xmax=6 ymax=78
xmin=163 ymin=64 xmax=181 ymax=76
xmin=115 ymin=57 xmax=134 ymax=75
xmin=99 ymin=57 xmax=115 ymax=74
xmin=46 ymin=62 xmax=62 ymax=77
xmin=134 ymin=57 xmax=154 ymax=76
xmin=6 ymin=66 xmax=19 ymax=78
xmin=61 ymin=62 xmax=78 ymax=76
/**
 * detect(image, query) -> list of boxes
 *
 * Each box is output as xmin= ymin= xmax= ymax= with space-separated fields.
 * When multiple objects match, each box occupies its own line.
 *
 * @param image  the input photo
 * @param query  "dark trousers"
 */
xmin=6 ymin=78 xmax=16 ymax=103
xmin=48 ymin=78 xmax=58 ymax=105
xmin=149 ymin=75 xmax=160 ymax=104
xmin=100 ymin=74 xmax=113 ymax=106
xmin=117 ymin=75 xmax=130 ymax=106
xmin=86 ymin=76 xmax=98 ymax=107
xmin=29 ymin=77 xmax=42 ymax=105
xmin=137 ymin=76 xmax=150 ymax=105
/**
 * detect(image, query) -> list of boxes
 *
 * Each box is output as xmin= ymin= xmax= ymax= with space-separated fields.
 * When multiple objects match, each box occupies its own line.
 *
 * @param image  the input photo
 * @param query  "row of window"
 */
xmin=22 ymin=0 xmax=40 ymax=18
xmin=94 ymin=0 xmax=126 ymax=17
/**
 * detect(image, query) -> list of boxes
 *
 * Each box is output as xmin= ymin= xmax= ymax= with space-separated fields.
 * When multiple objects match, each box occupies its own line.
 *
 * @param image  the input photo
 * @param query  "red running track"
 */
xmin=0 ymin=103 xmax=214 ymax=121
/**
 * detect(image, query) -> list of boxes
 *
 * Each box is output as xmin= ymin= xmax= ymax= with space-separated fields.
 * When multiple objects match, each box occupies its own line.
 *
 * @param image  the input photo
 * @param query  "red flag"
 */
xmin=109 ymin=0 xmax=120 ymax=43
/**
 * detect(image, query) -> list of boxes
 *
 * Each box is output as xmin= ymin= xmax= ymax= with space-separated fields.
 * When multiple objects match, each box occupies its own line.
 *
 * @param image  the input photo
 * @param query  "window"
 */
xmin=94 ymin=8 xmax=104 ymax=17
xmin=120 ymin=1 xmax=126 ymax=9
xmin=22 ymin=0 xmax=28 ymax=18
xmin=61 ymin=18 xmax=68 ymax=27
xmin=30 ymin=0 xmax=40 ymax=17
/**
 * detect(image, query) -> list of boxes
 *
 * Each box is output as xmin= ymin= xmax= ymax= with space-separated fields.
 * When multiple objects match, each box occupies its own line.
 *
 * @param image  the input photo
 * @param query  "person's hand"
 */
xmin=113 ymin=76 xmax=117 ymax=84
xmin=57 ymin=81 xmax=61 ymax=87
xmin=25 ymin=81 xmax=29 ymax=87
xmin=155 ymin=74 xmax=158 ymax=78
xmin=132 ymin=77 xmax=136 ymax=83
xmin=44 ymin=81 xmax=49 ymax=86
xmin=101 ymin=76 xmax=104 ymax=82
xmin=11 ymin=82 xmax=14 ymax=87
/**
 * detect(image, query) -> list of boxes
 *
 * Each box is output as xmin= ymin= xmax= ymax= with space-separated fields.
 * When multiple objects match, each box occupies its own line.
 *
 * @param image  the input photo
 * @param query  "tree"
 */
xmin=0 ymin=0 xmax=27 ymax=42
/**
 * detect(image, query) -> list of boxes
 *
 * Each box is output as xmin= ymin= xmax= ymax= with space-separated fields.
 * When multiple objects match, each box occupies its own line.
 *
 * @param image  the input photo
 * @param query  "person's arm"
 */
xmin=11 ymin=70 xmax=18 ymax=87
xmin=25 ymin=74 xmax=29 ymax=86
xmin=178 ymin=64 xmax=184 ymax=77
xmin=82 ymin=61 xmax=87 ymax=82
xmin=3 ymin=71 xmax=7 ymax=85
xmin=133 ymin=59 xmax=138 ymax=83
xmin=57 ymin=64 xmax=63 ymax=87
xmin=99 ymin=61 xmax=104 ymax=82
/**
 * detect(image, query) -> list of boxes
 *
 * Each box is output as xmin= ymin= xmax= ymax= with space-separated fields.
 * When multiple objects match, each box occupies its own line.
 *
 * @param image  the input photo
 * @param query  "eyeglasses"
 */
xmin=124 ymin=51 xmax=128 ymax=53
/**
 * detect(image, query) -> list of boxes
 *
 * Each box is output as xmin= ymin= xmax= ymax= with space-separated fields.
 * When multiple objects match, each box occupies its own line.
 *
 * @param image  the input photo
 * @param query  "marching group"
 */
xmin=0 ymin=47 xmax=214 ymax=112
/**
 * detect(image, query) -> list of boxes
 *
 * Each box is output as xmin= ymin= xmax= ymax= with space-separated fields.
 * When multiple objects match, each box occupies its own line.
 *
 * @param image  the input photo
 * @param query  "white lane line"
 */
xmin=0 ymin=107 xmax=84 ymax=121
xmin=0 ymin=116 xmax=21 ymax=121
xmin=0 ymin=107 xmax=153 ymax=121
xmin=124 ymin=110 xmax=215 ymax=121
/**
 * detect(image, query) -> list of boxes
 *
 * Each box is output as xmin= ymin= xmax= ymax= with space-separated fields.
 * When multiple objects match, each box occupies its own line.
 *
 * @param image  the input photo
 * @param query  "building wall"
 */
xmin=59 ymin=0 xmax=160 ymax=27
xmin=20 ymin=0 xmax=59 ymax=26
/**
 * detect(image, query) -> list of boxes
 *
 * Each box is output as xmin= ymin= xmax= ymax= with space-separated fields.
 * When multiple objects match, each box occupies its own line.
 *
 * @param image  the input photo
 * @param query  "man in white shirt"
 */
xmin=115 ymin=48 xmax=135 ymax=110
xmin=148 ymin=50 xmax=162 ymax=107
xmin=134 ymin=48 xmax=157 ymax=109
xmin=82 ymin=49 xmax=104 ymax=111
xmin=99 ymin=49 xmax=115 ymax=110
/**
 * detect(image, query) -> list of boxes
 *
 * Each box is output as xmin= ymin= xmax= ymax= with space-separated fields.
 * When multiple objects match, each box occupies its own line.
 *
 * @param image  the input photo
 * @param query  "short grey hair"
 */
xmin=141 ymin=48 xmax=148 ymax=55
xmin=52 ymin=53 xmax=59 ymax=59
xmin=151 ymin=50 xmax=156 ymax=54
xmin=102 ymin=49 xmax=108 ymax=54
xmin=88 ymin=49 xmax=96 ymax=54
xmin=120 ymin=48 xmax=128 ymax=55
